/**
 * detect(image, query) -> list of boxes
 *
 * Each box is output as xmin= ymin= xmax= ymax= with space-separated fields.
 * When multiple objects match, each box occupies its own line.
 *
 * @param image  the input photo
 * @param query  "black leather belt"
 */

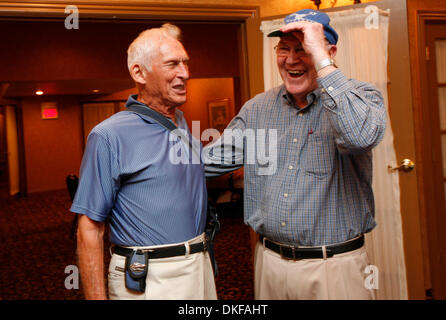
xmin=113 ymin=241 xmax=207 ymax=259
xmin=259 ymin=235 xmax=364 ymax=259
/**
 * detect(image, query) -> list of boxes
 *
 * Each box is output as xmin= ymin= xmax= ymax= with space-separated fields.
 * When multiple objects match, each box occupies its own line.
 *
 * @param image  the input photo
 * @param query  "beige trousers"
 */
xmin=107 ymin=233 xmax=217 ymax=300
xmin=254 ymin=240 xmax=376 ymax=300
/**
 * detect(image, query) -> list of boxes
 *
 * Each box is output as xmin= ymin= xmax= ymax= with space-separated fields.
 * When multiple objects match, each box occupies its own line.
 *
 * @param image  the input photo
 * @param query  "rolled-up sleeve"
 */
xmin=70 ymin=130 xmax=120 ymax=222
xmin=317 ymin=69 xmax=387 ymax=154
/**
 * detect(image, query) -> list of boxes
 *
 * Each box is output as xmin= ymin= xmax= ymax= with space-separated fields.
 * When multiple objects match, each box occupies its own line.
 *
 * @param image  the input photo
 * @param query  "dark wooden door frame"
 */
xmin=0 ymin=101 xmax=26 ymax=197
xmin=416 ymin=13 xmax=446 ymax=300
xmin=0 ymin=105 xmax=9 ymax=193
xmin=0 ymin=1 xmax=257 ymax=20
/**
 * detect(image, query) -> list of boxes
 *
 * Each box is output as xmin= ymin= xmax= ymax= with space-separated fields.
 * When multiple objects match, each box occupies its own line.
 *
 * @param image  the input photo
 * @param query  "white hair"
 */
xmin=127 ymin=23 xmax=182 ymax=72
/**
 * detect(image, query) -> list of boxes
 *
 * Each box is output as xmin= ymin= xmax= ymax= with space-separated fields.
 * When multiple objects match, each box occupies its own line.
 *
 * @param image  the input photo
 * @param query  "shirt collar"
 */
xmin=281 ymin=86 xmax=321 ymax=110
xmin=125 ymin=94 xmax=146 ymax=109
xmin=125 ymin=94 xmax=184 ymax=122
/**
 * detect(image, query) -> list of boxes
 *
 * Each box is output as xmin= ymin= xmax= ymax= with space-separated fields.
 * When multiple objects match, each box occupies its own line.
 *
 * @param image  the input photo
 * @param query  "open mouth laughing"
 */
xmin=288 ymin=69 xmax=306 ymax=78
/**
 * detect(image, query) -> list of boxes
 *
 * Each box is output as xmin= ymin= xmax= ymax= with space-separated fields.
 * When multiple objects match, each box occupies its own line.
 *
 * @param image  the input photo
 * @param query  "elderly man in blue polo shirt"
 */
xmin=71 ymin=24 xmax=216 ymax=300
xmin=204 ymin=9 xmax=386 ymax=299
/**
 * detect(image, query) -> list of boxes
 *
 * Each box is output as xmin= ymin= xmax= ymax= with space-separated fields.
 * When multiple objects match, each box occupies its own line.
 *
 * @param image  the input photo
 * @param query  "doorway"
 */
xmin=419 ymin=18 xmax=446 ymax=299
xmin=0 ymin=104 xmax=21 ymax=198
xmin=0 ymin=106 xmax=8 ymax=197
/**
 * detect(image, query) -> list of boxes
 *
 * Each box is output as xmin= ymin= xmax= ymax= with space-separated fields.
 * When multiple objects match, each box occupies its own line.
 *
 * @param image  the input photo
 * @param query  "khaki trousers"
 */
xmin=108 ymin=233 xmax=217 ymax=300
xmin=254 ymin=240 xmax=376 ymax=300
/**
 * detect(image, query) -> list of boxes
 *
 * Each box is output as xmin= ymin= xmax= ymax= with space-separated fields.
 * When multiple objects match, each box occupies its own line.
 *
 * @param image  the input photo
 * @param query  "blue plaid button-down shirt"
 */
xmin=203 ymin=70 xmax=386 ymax=246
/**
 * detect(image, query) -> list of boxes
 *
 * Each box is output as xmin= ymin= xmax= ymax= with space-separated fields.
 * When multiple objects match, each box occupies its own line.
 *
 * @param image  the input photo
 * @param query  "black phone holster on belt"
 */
xmin=125 ymin=250 xmax=149 ymax=293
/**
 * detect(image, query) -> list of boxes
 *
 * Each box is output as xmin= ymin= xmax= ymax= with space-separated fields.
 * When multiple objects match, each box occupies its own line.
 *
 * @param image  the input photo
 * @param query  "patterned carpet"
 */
xmin=0 ymin=190 xmax=253 ymax=300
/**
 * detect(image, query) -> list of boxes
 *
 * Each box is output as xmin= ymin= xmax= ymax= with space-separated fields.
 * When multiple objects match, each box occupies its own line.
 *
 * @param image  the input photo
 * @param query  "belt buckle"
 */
xmin=291 ymin=246 xmax=296 ymax=260
xmin=279 ymin=244 xmax=296 ymax=260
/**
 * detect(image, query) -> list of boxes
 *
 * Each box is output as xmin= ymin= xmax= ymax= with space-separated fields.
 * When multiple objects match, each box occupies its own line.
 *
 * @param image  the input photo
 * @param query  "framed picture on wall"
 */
xmin=208 ymin=99 xmax=230 ymax=133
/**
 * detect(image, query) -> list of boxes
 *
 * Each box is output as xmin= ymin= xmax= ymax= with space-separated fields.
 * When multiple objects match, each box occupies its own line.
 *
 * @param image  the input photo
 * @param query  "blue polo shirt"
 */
xmin=70 ymin=95 xmax=208 ymax=246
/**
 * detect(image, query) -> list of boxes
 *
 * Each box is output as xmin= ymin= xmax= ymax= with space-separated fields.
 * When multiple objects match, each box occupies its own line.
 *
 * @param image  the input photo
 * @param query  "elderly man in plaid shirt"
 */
xmin=203 ymin=9 xmax=386 ymax=300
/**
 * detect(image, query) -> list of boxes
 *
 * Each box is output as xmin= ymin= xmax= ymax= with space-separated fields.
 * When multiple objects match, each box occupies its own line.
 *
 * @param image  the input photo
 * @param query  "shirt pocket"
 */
xmin=302 ymin=133 xmax=335 ymax=177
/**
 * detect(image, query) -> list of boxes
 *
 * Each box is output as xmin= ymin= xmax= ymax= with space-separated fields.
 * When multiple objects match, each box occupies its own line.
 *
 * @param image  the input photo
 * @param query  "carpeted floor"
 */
xmin=0 ymin=190 xmax=253 ymax=300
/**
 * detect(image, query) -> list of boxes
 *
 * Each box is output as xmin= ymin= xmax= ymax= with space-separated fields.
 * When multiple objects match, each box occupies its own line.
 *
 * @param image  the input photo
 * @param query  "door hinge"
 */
xmin=426 ymin=46 xmax=430 ymax=61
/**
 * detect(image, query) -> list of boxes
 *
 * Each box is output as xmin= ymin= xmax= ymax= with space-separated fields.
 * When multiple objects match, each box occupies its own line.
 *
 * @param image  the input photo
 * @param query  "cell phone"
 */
xmin=125 ymin=249 xmax=149 ymax=293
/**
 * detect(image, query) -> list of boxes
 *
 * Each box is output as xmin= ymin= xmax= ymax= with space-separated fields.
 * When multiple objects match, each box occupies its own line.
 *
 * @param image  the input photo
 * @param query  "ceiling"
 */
xmin=2 ymin=78 xmax=135 ymax=98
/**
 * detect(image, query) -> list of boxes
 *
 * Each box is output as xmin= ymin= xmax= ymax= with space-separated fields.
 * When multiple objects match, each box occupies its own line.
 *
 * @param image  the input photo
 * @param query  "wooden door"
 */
xmin=0 ymin=106 xmax=8 ymax=196
xmin=378 ymin=0 xmax=426 ymax=300
xmin=419 ymin=20 xmax=446 ymax=299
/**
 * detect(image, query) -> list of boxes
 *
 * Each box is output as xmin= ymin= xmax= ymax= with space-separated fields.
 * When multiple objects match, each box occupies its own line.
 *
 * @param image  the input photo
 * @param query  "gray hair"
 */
xmin=127 ymin=23 xmax=182 ymax=72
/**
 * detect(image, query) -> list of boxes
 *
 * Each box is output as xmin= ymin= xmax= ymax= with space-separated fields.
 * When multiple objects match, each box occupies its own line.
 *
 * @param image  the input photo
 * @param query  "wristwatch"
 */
xmin=315 ymin=58 xmax=336 ymax=73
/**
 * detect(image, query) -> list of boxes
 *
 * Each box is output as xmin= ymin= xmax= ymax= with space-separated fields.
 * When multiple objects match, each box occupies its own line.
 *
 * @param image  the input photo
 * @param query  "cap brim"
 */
xmin=267 ymin=30 xmax=284 ymax=37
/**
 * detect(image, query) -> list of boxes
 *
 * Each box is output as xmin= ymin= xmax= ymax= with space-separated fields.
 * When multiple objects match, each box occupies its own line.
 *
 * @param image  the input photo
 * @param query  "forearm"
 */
xmin=318 ymin=69 xmax=386 ymax=153
xmin=76 ymin=215 xmax=107 ymax=300
xmin=203 ymin=116 xmax=246 ymax=178
xmin=203 ymin=139 xmax=244 ymax=178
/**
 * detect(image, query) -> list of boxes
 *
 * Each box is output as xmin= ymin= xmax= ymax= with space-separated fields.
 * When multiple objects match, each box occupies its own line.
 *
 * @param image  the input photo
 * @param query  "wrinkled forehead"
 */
xmin=277 ymin=34 xmax=303 ymax=47
xmin=158 ymin=37 xmax=189 ymax=59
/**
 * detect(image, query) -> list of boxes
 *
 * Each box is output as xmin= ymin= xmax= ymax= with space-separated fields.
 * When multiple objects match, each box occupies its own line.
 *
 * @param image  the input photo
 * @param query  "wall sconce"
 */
xmin=310 ymin=0 xmax=360 ymax=8
xmin=310 ymin=0 xmax=322 ymax=9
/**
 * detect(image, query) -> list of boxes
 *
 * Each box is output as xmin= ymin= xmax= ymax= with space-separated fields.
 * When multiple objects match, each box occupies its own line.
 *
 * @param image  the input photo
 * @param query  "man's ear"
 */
xmin=329 ymin=45 xmax=337 ymax=59
xmin=129 ymin=64 xmax=147 ymax=85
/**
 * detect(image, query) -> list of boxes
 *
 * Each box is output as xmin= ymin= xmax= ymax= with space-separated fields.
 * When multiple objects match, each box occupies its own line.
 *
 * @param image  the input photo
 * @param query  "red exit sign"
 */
xmin=41 ymin=102 xmax=58 ymax=119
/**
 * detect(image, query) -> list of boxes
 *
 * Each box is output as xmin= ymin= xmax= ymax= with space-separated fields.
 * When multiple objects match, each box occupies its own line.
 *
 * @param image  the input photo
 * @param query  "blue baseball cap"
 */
xmin=267 ymin=9 xmax=338 ymax=45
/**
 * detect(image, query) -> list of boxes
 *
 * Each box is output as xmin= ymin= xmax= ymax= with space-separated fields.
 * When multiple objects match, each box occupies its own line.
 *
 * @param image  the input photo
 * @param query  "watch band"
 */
xmin=315 ymin=58 xmax=336 ymax=73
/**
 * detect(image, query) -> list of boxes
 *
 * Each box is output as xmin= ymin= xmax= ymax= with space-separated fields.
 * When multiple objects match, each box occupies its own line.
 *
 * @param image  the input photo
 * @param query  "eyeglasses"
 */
xmin=274 ymin=45 xmax=308 ymax=58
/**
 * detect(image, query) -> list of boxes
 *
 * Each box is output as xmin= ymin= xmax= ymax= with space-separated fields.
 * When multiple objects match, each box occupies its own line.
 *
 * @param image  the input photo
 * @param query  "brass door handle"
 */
xmin=388 ymin=159 xmax=415 ymax=172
